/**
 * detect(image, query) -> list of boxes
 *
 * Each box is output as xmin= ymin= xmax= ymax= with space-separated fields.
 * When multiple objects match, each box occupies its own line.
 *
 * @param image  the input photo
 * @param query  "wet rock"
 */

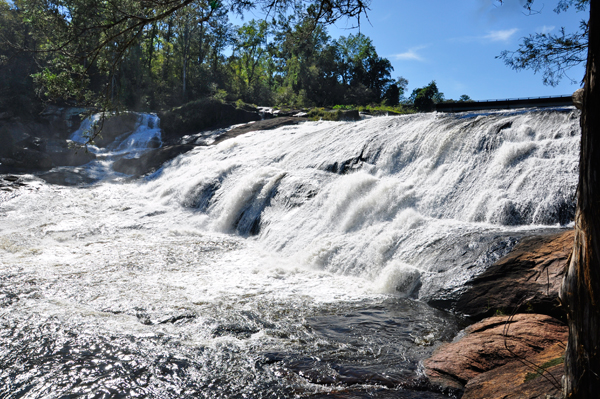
xmin=452 ymin=230 xmax=573 ymax=320
xmin=45 ymin=139 xmax=96 ymax=166
xmin=424 ymin=314 xmax=567 ymax=392
xmin=462 ymin=342 xmax=564 ymax=399
xmin=112 ymin=144 xmax=196 ymax=176
xmin=16 ymin=136 xmax=47 ymax=152
xmin=213 ymin=117 xmax=307 ymax=143
xmin=159 ymin=98 xmax=260 ymax=144
xmin=272 ymin=109 xmax=304 ymax=117
xmin=37 ymin=170 xmax=98 ymax=186
xmin=338 ymin=109 xmax=361 ymax=121
xmin=10 ymin=147 xmax=54 ymax=170
xmin=89 ymin=112 xmax=139 ymax=147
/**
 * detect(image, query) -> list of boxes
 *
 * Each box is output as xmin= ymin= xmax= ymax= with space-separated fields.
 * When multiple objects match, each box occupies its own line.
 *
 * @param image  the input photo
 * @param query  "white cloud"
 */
xmin=392 ymin=47 xmax=426 ymax=61
xmin=483 ymin=28 xmax=519 ymax=42
xmin=538 ymin=25 xmax=556 ymax=34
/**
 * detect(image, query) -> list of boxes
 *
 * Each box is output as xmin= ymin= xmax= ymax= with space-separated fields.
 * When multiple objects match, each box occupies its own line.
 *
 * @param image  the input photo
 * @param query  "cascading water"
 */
xmin=0 ymin=107 xmax=579 ymax=398
xmin=50 ymin=112 xmax=164 ymax=183
xmin=70 ymin=113 xmax=162 ymax=156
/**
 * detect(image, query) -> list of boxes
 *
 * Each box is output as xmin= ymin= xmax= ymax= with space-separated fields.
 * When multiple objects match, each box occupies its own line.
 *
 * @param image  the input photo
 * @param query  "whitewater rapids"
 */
xmin=0 ymin=108 xmax=579 ymax=398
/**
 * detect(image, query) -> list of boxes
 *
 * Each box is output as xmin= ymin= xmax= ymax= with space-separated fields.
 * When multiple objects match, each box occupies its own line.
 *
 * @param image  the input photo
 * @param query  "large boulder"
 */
xmin=210 ymin=117 xmax=308 ymax=145
xmin=9 ymin=147 xmax=54 ymax=170
xmin=88 ymin=112 xmax=139 ymax=147
xmin=447 ymin=230 xmax=573 ymax=321
xmin=158 ymin=98 xmax=260 ymax=143
xmin=112 ymin=144 xmax=196 ymax=176
xmin=47 ymin=145 xmax=96 ymax=166
xmin=424 ymin=314 xmax=567 ymax=392
xmin=462 ymin=342 xmax=564 ymax=399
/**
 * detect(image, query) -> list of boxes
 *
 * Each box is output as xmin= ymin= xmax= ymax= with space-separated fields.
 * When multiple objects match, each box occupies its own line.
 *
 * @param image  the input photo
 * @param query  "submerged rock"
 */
xmin=424 ymin=314 xmax=567 ymax=394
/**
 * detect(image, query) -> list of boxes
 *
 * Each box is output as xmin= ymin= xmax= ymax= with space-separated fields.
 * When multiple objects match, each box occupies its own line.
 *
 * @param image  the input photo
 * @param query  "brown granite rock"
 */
xmin=454 ymin=230 xmax=573 ymax=320
xmin=424 ymin=314 xmax=567 ymax=391
xmin=463 ymin=342 xmax=565 ymax=399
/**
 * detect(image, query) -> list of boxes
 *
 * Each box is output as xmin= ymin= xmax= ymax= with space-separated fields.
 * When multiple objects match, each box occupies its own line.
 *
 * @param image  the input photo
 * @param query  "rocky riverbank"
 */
xmin=424 ymin=230 xmax=573 ymax=398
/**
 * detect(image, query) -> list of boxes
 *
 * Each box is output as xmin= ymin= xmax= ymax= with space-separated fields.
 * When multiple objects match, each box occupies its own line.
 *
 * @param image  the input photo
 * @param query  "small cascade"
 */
xmin=111 ymin=113 xmax=162 ymax=156
xmin=61 ymin=112 xmax=163 ymax=181
xmin=69 ymin=112 xmax=162 ymax=157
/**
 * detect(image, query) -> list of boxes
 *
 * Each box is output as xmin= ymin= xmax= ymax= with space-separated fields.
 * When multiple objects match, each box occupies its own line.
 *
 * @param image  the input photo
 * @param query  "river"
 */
xmin=0 ymin=107 xmax=579 ymax=398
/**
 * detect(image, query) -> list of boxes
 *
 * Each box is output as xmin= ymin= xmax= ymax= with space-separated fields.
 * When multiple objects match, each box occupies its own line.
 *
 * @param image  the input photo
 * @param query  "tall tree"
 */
xmin=502 ymin=0 xmax=600 ymax=395
xmin=559 ymin=1 xmax=600 ymax=396
xmin=409 ymin=80 xmax=444 ymax=112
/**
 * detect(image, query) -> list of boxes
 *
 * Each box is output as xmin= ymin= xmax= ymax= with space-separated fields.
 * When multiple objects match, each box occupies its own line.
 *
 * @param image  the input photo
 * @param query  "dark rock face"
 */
xmin=212 ymin=117 xmax=307 ymax=145
xmin=89 ymin=113 xmax=138 ymax=147
xmin=9 ymin=147 xmax=54 ymax=170
xmin=47 ymin=146 xmax=96 ymax=167
xmin=0 ymin=106 xmax=95 ymax=172
xmin=338 ymin=109 xmax=361 ymax=121
xmin=424 ymin=314 xmax=567 ymax=394
xmin=112 ymin=144 xmax=196 ymax=176
xmin=452 ymin=230 xmax=573 ymax=321
xmin=159 ymin=99 xmax=260 ymax=144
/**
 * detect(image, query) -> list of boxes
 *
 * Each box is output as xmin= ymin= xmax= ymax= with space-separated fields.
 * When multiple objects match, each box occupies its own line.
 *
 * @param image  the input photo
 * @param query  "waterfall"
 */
xmin=0 ymin=107 xmax=580 ymax=398
xmin=143 ymin=108 xmax=579 ymax=298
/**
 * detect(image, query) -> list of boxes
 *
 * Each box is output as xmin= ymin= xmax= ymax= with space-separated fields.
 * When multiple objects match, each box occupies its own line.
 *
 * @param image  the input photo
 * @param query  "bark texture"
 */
xmin=560 ymin=2 xmax=600 ymax=397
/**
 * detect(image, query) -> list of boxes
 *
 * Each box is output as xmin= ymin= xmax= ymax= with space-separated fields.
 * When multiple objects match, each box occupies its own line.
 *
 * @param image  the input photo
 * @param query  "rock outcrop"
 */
xmin=88 ymin=112 xmax=138 ymax=147
xmin=425 ymin=314 xmax=567 ymax=397
xmin=463 ymin=342 xmax=565 ymax=399
xmin=212 ymin=117 xmax=308 ymax=145
xmin=0 ymin=106 xmax=94 ymax=171
xmin=159 ymin=98 xmax=261 ymax=144
xmin=452 ymin=230 xmax=573 ymax=321
xmin=112 ymin=144 xmax=196 ymax=176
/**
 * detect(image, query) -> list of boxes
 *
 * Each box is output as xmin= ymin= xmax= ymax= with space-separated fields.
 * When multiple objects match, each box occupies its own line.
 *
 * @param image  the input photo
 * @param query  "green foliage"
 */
xmin=213 ymin=89 xmax=228 ymax=102
xmin=410 ymin=81 xmax=444 ymax=112
xmin=1 ymin=0 xmax=419 ymax=119
xmin=498 ymin=0 xmax=588 ymax=86
xmin=0 ymin=0 xmax=44 ymax=116
xmin=307 ymin=108 xmax=343 ymax=121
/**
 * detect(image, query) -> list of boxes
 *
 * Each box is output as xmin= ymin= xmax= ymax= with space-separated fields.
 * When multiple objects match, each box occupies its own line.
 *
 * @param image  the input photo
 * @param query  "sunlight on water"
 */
xmin=0 ymin=108 xmax=579 ymax=397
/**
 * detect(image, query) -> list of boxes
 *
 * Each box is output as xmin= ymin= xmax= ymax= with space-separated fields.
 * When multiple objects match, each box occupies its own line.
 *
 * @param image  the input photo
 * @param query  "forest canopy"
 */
xmin=0 ymin=0 xmax=437 ymax=115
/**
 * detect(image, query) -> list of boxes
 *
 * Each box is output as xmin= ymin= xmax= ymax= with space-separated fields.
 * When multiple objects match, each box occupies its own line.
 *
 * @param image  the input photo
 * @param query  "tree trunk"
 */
xmin=560 ymin=2 xmax=600 ymax=397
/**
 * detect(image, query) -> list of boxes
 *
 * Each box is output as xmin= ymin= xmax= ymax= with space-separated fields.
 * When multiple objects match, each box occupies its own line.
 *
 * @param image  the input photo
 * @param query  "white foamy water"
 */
xmin=0 ymin=107 xmax=580 ymax=397
xmin=70 ymin=112 xmax=162 ymax=156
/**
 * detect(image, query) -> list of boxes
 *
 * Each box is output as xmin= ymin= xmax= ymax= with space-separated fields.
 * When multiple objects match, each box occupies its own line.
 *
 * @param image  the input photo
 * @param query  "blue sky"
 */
xmin=324 ymin=0 xmax=588 ymax=100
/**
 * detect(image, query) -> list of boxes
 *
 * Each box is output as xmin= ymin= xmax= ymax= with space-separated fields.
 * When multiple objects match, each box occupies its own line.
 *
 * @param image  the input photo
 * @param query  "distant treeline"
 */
xmin=0 ymin=0 xmax=470 ymax=115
